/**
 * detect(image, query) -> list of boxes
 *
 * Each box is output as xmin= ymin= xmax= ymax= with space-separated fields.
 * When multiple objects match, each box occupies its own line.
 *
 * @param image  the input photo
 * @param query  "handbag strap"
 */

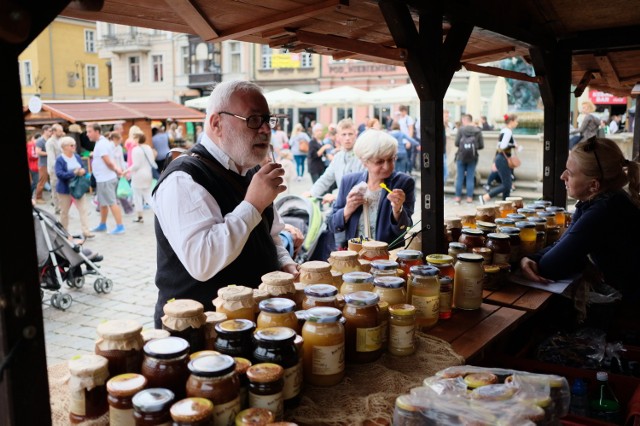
xmin=140 ymin=146 xmax=156 ymax=169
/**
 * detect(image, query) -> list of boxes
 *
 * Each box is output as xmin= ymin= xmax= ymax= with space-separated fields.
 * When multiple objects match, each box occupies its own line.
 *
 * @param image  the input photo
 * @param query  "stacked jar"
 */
xmin=141 ymin=336 xmax=190 ymax=400
xmin=256 ymin=298 xmax=298 ymax=332
xmin=162 ymin=299 xmax=207 ymax=354
xmin=94 ymin=319 xmax=144 ymax=378
xmin=452 ymin=253 xmax=485 ymax=310
xmin=213 ymin=285 xmax=256 ymax=322
xmin=301 ymin=307 xmax=345 ymax=386
xmin=259 ymin=271 xmax=297 ymax=303
xmin=340 ymin=271 xmax=374 ymax=295
xmin=343 ymin=291 xmax=382 ymax=363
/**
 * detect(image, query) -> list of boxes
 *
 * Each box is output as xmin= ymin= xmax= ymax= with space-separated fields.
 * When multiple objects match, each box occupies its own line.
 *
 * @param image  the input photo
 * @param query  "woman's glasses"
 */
xmin=368 ymin=156 xmax=397 ymax=166
xmin=584 ymin=136 xmax=603 ymax=179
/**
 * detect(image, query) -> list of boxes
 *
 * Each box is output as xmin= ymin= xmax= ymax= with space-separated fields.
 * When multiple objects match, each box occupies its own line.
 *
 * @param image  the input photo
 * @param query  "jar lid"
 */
xmin=370 ymin=259 xmax=399 ymax=271
xmin=132 ymin=388 xmax=175 ymax=413
xmin=96 ymin=319 xmax=142 ymax=340
xmin=425 ymin=254 xmax=454 ymax=265
xmin=260 ymin=271 xmax=294 ymax=286
xmin=537 ymin=211 xmax=556 ymax=218
xmin=234 ymin=357 xmax=252 ymax=375
xmin=487 ymin=232 xmax=510 ymax=240
xmin=546 ymin=206 xmax=565 ymax=213
xmin=344 ymin=291 xmax=379 ymax=307
xmin=107 ymin=373 xmax=147 ymax=396
xmin=472 ymin=247 xmax=491 ymax=254
xmin=330 ymin=250 xmax=359 ymax=260
xmin=215 ymin=319 xmax=256 ymax=335
xmin=461 ymin=228 xmax=484 ymax=236
xmin=235 ymin=408 xmax=276 ymax=425
xmin=373 ymin=276 xmax=405 ymax=289
xmin=505 ymin=196 xmax=523 ymax=201
xmin=305 ymin=307 xmax=341 ymax=323
xmin=483 ymin=265 xmax=500 ymax=273
xmin=457 ymin=253 xmax=484 ymax=263
xmin=259 ymin=297 xmax=296 ymax=313
xmin=515 ymin=221 xmax=536 ymax=229
xmin=448 ymin=242 xmax=467 ymax=250
xmin=361 ymin=240 xmax=388 ymax=250
xmin=246 ymin=363 xmax=284 ymax=383
xmin=68 ymin=354 xmax=109 ymax=377
xmin=495 ymin=200 xmax=513 ymax=207
xmin=525 ymin=203 xmax=546 ymax=210
xmin=342 ymin=271 xmax=374 ymax=283
xmin=190 ymin=350 xmax=221 ymax=361
xmin=254 ymin=327 xmax=296 ymax=343
xmin=188 ymin=353 xmax=236 ymax=377
xmin=494 ymin=218 xmax=515 ymax=226
xmin=410 ymin=265 xmax=439 ymax=277
xmin=304 ymin=284 xmax=338 ymax=298
xmin=205 ymin=311 xmax=227 ymax=324
xmin=506 ymin=213 xmax=526 ymax=221
xmin=141 ymin=328 xmax=171 ymax=343
xmin=295 ymin=310 xmax=308 ymax=322
xmin=300 ymin=260 xmax=332 ymax=272
xmin=476 ymin=221 xmax=497 ymax=230
xmin=170 ymin=397 xmax=214 ymax=422
xmin=388 ymin=303 xmax=416 ymax=316
xmin=534 ymin=200 xmax=552 ymax=207
xmin=439 ymin=276 xmax=453 ymax=285
xmin=476 ymin=205 xmax=495 ymax=212
xmin=516 ymin=208 xmax=536 ymax=215
xmin=143 ymin=336 xmax=190 ymax=359
xmin=395 ymin=394 xmax=422 ymax=412
xmin=396 ymin=249 xmax=423 ymax=260
xmin=499 ymin=226 xmax=521 ymax=235
xmin=217 ymin=285 xmax=254 ymax=301
xmin=527 ymin=217 xmax=547 ymax=224
xmin=163 ymin=299 xmax=204 ymax=318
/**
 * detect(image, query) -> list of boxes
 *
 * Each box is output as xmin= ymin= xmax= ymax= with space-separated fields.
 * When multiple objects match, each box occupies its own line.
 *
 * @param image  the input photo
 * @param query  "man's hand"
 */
xmin=245 ymin=162 xmax=286 ymax=213
xmin=520 ymin=257 xmax=553 ymax=284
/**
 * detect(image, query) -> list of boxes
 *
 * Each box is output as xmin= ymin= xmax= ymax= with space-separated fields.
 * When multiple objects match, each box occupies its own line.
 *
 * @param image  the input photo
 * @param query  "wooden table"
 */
xmin=482 ymin=280 xmax=555 ymax=313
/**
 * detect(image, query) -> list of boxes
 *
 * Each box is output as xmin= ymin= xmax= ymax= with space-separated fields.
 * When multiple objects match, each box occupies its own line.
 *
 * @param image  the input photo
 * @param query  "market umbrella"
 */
xmin=185 ymin=96 xmax=209 ymax=110
xmin=465 ymin=72 xmax=482 ymax=121
xmin=305 ymin=86 xmax=369 ymax=106
xmin=264 ymin=88 xmax=312 ymax=108
xmin=364 ymin=83 xmax=469 ymax=105
xmin=488 ymin=77 xmax=509 ymax=127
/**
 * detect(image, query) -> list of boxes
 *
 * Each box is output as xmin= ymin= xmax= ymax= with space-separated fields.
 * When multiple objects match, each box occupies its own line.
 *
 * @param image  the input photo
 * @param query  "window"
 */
xmin=128 ymin=56 xmax=141 ymax=83
xmin=129 ymin=26 xmax=138 ymax=38
xmin=106 ymin=24 xmax=115 ymax=37
xmin=84 ymin=29 xmax=96 ymax=53
xmin=181 ymin=46 xmax=190 ymax=74
xmin=86 ymin=65 xmax=98 ymax=89
xmin=22 ymin=61 xmax=32 ymax=86
xmin=229 ymin=42 xmax=241 ymax=73
xmin=151 ymin=55 xmax=164 ymax=82
xmin=261 ymin=45 xmax=272 ymax=70
xmin=301 ymin=52 xmax=313 ymax=68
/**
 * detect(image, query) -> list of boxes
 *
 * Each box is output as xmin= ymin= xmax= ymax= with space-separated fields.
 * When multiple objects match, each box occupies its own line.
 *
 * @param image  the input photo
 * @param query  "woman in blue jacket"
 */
xmin=329 ymin=129 xmax=415 ymax=249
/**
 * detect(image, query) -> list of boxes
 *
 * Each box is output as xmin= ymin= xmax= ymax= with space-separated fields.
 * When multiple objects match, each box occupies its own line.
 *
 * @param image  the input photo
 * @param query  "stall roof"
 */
xmin=60 ymin=0 xmax=640 ymax=97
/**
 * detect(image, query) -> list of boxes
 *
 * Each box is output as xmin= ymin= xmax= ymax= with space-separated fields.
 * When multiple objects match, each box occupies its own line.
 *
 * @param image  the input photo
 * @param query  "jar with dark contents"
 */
xmin=257 ymin=298 xmax=298 ymax=332
xmin=246 ymin=363 xmax=285 ymax=421
xmin=444 ymin=217 xmax=463 ymax=243
xmin=302 ymin=284 xmax=339 ymax=310
xmin=203 ymin=311 xmax=227 ymax=351
xmin=233 ymin=357 xmax=252 ymax=410
xmin=106 ymin=373 xmax=147 ymax=425
xmin=252 ymin=327 xmax=301 ymax=408
xmin=485 ymin=233 xmax=511 ymax=266
xmin=186 ymin=353 xmax=241 ymax=425
xmin=68 ymin=354 xmax=109 ymax=424
xmin=132 ymin=388 xmax=174 ymax=426
xmin=343 ymin=291 xmax=382 ymax=363
xmin=476 ymin=221 xmax=497 ymax=236
xmin=482 ymin=264 xmax=501 ymax=291
xmin=359 ymin=240 xmax=390 ymax=261
xmin=141 ymin=336 xmax=190 ymax=401
xmin=448 ymin=242 xmax=467 ymax=264
xmin=170 ymin=397 xmax=214 ymax=426
xmin=395 ymin=249 xmax=423 ymax=278
xmin=459 ymin=228 xmax=485 ymax=251
xmin=95 ymin=319 xmax=144 ymax=378
xmin=476 ymin=205 xmax=496 ymax=223
xmin=498 ymin=226 xmax=521 ymax=264
xmin=213 ymin=320 xmax=255 ymax=360
xmin=161 ymin=299 xmax=207 ymax=354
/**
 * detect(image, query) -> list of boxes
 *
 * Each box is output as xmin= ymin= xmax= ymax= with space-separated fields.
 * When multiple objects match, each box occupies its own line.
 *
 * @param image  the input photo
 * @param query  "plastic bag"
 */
xmin=116 ymin=176 xmax=132 ymax=198
xmin=69 ymin=175 xmax=91 ymax=199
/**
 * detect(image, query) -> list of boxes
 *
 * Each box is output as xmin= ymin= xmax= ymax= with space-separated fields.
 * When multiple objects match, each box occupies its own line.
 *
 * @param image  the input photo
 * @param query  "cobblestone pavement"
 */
xmin=39 ymin=169 xmax=537 ymax=366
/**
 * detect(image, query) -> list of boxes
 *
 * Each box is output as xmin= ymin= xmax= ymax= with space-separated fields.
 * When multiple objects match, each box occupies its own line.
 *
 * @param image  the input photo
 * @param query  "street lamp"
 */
xmin=75 ymin=60 xmax=86 ymax=99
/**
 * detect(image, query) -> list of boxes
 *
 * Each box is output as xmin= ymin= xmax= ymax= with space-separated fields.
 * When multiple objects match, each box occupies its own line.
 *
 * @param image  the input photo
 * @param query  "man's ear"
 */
xmin=209 ymin=113 xmax=221 ymax=137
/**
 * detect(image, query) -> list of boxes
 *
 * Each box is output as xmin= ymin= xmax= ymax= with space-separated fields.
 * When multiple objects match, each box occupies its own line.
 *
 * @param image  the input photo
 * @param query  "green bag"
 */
xmin=69 ymin=175 xmax=91 ymax=199
xmin=116 ymin=176 xmax=132 ymax=198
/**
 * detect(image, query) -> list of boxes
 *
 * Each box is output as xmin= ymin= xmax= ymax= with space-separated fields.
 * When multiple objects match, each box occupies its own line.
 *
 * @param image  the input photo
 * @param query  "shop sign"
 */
xmin=589 ymin=90 xmax=627 ymax=105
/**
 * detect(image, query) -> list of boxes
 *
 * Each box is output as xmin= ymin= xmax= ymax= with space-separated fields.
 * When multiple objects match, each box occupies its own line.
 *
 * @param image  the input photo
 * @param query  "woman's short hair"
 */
xmin=505 ymin=114 xmax=518 ymax=124
xmin=354 ymin=129 xmax=398 ymax=161
xmin=134 ymin=133 xmax=146 ymax=144
xmin=59 ymin=136 xmax=76 ymax=148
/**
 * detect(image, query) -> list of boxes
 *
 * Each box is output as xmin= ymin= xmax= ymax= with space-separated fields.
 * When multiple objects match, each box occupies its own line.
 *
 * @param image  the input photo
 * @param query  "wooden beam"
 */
xmin=574 ymin=70 xmax=595 ymax=97
xmin=332 ymin=51 xmax=357 ymax=60
xmin=441 ymin=21 xmax=473 ymax=95
xmin=619 ymin=73 xmax=640 ymax=85
xmin=207 ymin=0 xmax=342 ymax=43
xmin=295 ymin=30 xmax=408 ymax=62
xmin=268 ymin=36 xmax=298 ymax=49
xmin=261 ymin=27 xmax=295 ymax=39
xmin=562 ymin=25 xmax=640 ymax=53
xmin=595 ymin=54 xmax=620 ymax=87
xmin=462 ymin=62 xmax=540 ymax=83
xmin=461 ymin=45 xmax=516 ymax=62
xmin=164 ymin=0 xmax=219 ymax=40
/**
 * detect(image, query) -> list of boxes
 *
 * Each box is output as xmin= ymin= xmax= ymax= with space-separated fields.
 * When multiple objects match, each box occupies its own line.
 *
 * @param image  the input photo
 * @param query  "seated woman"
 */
xmin=329 ymin=129 xmax=415 ymax=249
xmin=520 ymin=137 xmax=640 ymax=320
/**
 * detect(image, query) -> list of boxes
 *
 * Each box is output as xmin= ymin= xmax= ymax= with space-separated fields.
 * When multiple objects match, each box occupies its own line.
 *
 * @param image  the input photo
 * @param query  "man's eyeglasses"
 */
xmin=218 ymin=111 xmax=278 ymax=129
xmin=584 ymin=136 xmax=604 ymax=179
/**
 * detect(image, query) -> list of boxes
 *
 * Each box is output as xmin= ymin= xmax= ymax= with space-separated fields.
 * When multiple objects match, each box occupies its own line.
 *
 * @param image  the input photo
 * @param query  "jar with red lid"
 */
xmin=458 ymin=228 xmax=485 ymax=250
xmin=395 ymin=249 xmax=423 ymax=278
xmin=68 ymin=354 xmax=109 ymax=424
xmin=106 ymin=373 xmax=147 ymax=425
xmin=95 ymin=319 xmax=144 ymax=379
xmin=170 ymin=397 xmax=214 ymax=426
xmin=214 ymin=319 xmax=256 ymax=359
xmin=485 ymin=233 xmax=511 ymax=265
xmin=257 ymin=298 xmax=298 ymax=332
xmin=132 ymin=388 xmax=174 ymax=426
xmin=302 ymin=284 xmax=339 ymax=310
xmin=161 ymin=299 xmax=207 ymax=354
xmin=141 ymin=336 xmax=190 ymax=401
xmin=358 ymin=240 xmax=390 ymax=261
xmin=343 ymin=291 xmax=382 ymax=363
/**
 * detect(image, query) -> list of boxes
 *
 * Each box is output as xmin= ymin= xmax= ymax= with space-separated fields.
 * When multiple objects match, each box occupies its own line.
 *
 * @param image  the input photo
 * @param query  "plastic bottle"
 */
xmin=569 ymin=378 xmax=588 ymax=417
xmin=589 ymin=371 xmax=620 ymax=423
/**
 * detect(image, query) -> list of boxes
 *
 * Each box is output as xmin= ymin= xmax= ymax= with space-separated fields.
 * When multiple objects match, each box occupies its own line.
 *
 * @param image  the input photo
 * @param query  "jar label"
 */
xmin=312 ymin=342 xmax=345 ymax=375
xmin=389 ymin=324 xmax=415 ymax=349
xmin=69 ymin=389 xmax=86 ymax=416
xmin=249 ymin=391 xmax=284 ymax=420
xmin=109 ymin=407 xmax=133 ymax=425
xmin=356 ymin=326 xmax=382 ymax=352
xmin=493 ymin=253 xmax=510 ymax=265
xmin=411 ymin=295 xmax=440 ymax=320
xmin=283 ymin=362 xmax=302 ymax=400
xmin=214 ymin=395 xmax=241 ymax=426
xmin=439 ymin=291 xmax=452 ymax=314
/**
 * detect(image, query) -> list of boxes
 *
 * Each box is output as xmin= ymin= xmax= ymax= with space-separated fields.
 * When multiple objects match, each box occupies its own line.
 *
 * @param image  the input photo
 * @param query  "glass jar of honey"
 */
xmin=259 ymin=271 xmax=296 ymax=302
xmin=528 ymin=216 xmax=548 ymax=233
xmin=460 ymin=214 xmax=476 ymax=229
xmin=546 ymin=225 xmax=561 ymax=247
xmin=505 ymin=196 xmax=524 ymax=210
xmin=213 ymin=286 xmax=256 ymax=322
xmin=246 ymin=363 xmax=285 ymax=421
xmin=495 ymin=200 xmax=515 ymax=218
xmin=95 ymin=319 xmax=144 ymax=378
xmin=537 ymin=211 xmax=557 ymax=227
xmin=214 ymin=319 xmax=256 ymax=359
xmin=444 ymin=217 xmax=463 ymax=243
xmin=448 ymin=243 xmax=467 ymax=264
xmin=472 ymin=247 xmax=493 ymax=265
xmin=408 ymin=265 xmax=440 ymax=330
xmin=439 ymin=276 xmax=453 ymax=320
xmin=482 ymin=265 xmax=501 ymax=291
xmin=343 ymin=291 xmax=382 ymax=363
xmin=388 ymin=304 xmax=416 ymax=356
xmin=170 ymin=397 xmax=214 ymax=426
xmin=302 ymin=284 xmax=339 ymax=310
xmin=141 ymin=336 xmax=190 ymax=401
xmin=301 ymin=307 xmax=345 ymax=387
xmin=359 ymin=240 xmax=390 ymax=261
xmin=257 ymin=298 xmax=298 ymax=332
xmin=378 ymin=301 xmax=389 ymax=351
xmin=204 ymin=311 xmax=227 ymax=351
xmin=340 ymin=271 xmax=374 ymax=295
xmin=370 ymin=259 xmax=399 ymax=278
xmin=546 ymin=206 xmax=565 ymax=228
xmin=106 ymin=373 xmax=147 ymax=425
xmin=517 ymin=207 xmax=537 ymax=217
xmin=68 ymin=354 xmax=109 ymax=424
xmin=425 ymin=254 xmax=455 ymax=280
xmin=485 ymin=233 xmax=511 ymax=265
xmin=507 ymin=213 xmax=526 ymax=223
xmin=516 ymin=221 xmax=537 ymax=257
xmin=186 ymin=353 xmax=241 ymax=425
xmin=132 ymin=388 xmax=174 ymax=426
xmin=298 ymin=261 xmax=333 ymax=286
xmin=459 ymin=228 xmax=485 ymax=250
xmin=494 ymin=218 xmax=516 ymax=228
xmin=453 ymin=253 xmax=485 ymax=310
xmin=235 ymin=408 xmax=276 ymax=426
xmin=395 ymin=249 xmax=423 ymax=278
xmin=372 ymin=276 xmax=406 ymax=306
xmin=476 ymin=205 xmax=496 ymax=223
xmin=162 ymin=299 xmax=207 ymax=354
xmin=534 ymin=200 xmax=552 ymax=208
xmin=328 ymin=250 xmax=361 ymax=274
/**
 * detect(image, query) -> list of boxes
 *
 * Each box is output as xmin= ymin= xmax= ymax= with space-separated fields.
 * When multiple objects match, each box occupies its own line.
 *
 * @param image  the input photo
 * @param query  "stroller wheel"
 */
xmin=101 ymin=279 xmax=113 ymax=294
xmin=94 ymin=278 xmax=105 ymax=293
xmin=59 ymin=294 xmax=73 ymax=310
xmin=51 ymin=293 xmax=61 ymax=309
xmin=71 ymin=276 xmax=86 ymax=289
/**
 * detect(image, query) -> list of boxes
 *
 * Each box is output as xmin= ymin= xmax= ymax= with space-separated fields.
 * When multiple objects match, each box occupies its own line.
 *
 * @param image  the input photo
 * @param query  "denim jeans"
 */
xmin=488 ymin=154 xmax=513 ymax=200
xmin=294 ymin=154 xmax=306 ymax=177
xmin=455 ymin=160 xmax=477 ymax=198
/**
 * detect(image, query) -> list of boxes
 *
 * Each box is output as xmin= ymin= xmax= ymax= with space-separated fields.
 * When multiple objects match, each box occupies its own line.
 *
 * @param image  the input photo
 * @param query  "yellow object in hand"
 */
xmin=379 ymin=182 xmax=393 ymax=193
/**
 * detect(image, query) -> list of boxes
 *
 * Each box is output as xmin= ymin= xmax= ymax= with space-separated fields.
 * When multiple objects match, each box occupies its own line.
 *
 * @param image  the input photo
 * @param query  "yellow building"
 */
xmin=18 ymin=17 xmax=110 ymax=104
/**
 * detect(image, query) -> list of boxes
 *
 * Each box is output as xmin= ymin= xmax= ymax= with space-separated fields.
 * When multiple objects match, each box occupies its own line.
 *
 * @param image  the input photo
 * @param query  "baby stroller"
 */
xmin=275 ymin=195 xmax=325 ymax=263
xmin=33 ymin=206 xmax=113 ymax=310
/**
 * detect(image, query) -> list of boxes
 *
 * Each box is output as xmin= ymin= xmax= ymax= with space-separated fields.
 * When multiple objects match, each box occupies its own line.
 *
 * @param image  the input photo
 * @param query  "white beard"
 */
xmin=220 ymin=125 xmax=270 ymax=171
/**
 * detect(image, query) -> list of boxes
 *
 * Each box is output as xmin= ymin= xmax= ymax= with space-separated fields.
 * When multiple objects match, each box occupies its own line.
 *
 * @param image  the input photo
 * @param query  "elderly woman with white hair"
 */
xmin=329 ymin=129 xmax=415 ymax=248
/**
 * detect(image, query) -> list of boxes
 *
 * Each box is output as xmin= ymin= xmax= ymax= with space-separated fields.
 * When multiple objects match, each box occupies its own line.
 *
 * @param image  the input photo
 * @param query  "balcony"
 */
xmin=99 ymin=34 xmax=152 ymax=55
xmin=188 ymin=71 xmax=222 ymax=89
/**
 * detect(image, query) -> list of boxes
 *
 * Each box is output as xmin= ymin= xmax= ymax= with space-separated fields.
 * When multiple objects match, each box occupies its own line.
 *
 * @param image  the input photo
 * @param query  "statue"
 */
xmin=501 ymin=57 xmax=541 ymax=110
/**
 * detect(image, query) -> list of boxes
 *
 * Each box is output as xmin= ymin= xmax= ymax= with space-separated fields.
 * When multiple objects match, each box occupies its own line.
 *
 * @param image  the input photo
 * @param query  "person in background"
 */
xmin=55 ymin=136 xmax=93 ymax=238
xmin=329 ymin=129 xmax=415 ymax=249
xmin=112 ymin=123 xmax=124 ymax=137
xmin=26 ymin=134 xmax=39 ymax=199
xmin=608 ymin=115 xmax=622 ymax=134
xmin=367 ymin=118 xmax=382 ymax=131
xmin=152 ymin=126 xmax=171 ymax=171
xmin=388 ymin=121 xmax=418 ymax=174
xmin=289 ymin=122 xmax=311 ymax=181
xmin=271 ymin=122 xmax=289 ymax=158
xmin=397 ymin=105 xmax=415 ymax=137
xmin=521 ymin=137 xmax=640 ymax=322
xmin=480 ymin=114 xmax=518 ymax=203
xmin=46 ymin=124 xmax=65 ymax=214
xmin=307 ymin=123 xmax=331 ymax=183
xmin=570 ymin=101 xmax=599 ymax=149
xmin=125 ymin=133 xmax=156 ymax=224
xmin=125 ymin=125 xmax=143 ymax=171
xmin=34 ymin=125 xmax=53 ymax=204
xmin=480 ymin=115 xmax=494 ymax=131
xmin=67 ymin=124 xmax=84 ymax=156
xmin=151 ymin=80 xmax=297 ymax=327
xmin=195 ymin=124 xmax=204 ymax=144
xmin=454 ymin=114 xmax=484 ymax=204
xmin=109 ymin=132 xmax=134 ymax=215
xmin=357 ymin=116 xmax=369 ymax=135
xmin=278 ymin=149 xmax=295 ymax=193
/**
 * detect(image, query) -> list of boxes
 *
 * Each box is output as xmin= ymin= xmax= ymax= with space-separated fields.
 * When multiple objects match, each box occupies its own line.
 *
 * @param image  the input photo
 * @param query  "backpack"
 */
xmin=457 ymin=133 xmax=479 ymax=164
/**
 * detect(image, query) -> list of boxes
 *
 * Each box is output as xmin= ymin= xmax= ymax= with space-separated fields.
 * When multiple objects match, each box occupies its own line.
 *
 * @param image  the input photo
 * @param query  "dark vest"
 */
xmin=153 ymin=144 xmax=279 ymax=327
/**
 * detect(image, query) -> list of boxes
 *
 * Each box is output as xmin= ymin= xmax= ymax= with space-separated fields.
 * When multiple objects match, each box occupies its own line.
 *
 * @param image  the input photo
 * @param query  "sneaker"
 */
xmin=91 ymin=223 xmax=107 ymax=232
xmin=478 ymin=195 xmax=486 ymax=205
xmin=109 ymin=225 xmax=125 ymax=235
xmin=483 ymin=184 xmax=491 ymax=192
xmin=133 ymin=217 xmax=144 ymax=223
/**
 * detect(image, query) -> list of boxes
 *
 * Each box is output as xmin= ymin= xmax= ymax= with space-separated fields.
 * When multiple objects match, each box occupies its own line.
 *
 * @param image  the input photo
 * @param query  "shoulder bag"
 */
xmin=503 ymin=150 xmax=521 ymax=169
xmin=141 ymin=147 xmax=160 ymax=179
